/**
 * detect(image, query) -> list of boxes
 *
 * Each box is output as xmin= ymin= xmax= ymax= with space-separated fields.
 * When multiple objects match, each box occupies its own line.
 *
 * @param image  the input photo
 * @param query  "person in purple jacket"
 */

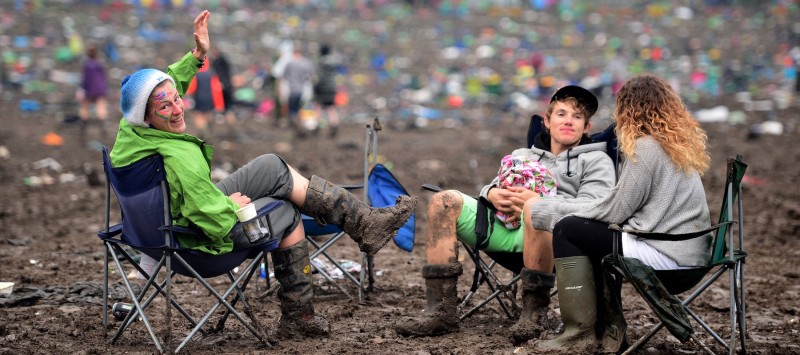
xmin=79 ymin=46 xmax=108 ymax=128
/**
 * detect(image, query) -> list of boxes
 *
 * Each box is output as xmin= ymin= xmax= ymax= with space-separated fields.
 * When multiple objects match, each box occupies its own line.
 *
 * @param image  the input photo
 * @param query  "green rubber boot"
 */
xmin=533 ymin=256 xmax=599 ymax=352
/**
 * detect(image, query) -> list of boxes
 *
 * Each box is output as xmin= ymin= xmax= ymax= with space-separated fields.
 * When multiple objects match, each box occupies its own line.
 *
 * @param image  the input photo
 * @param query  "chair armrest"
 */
xmin=161 ymin=225 xmax=203 ymax=235
xmin=229 ymin=200 xmax=286 ymax=235
xmin=422 ymin=184 xmax=443 ymax=192
xmin=339 ymin=184 xmax=364 ymax=190
xmin=608 ymin=221 xmax=735 ymax=241
xmin=97 ymin=224 xmax=123 ymax=239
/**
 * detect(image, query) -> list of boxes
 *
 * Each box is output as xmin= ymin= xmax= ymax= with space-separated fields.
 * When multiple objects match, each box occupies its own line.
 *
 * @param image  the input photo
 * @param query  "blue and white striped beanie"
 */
xmin=120 ymin=69 xmax=175 ymax=127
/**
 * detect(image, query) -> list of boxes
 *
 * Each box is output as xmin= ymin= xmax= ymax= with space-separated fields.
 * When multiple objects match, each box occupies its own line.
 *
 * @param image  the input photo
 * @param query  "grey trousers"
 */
xmin=215 ymin=154 xmax=302 ymax=249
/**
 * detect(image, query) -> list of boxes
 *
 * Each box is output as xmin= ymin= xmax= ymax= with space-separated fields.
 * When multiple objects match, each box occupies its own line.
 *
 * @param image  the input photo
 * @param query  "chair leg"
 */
xmin=107 ymin=246 xmax=164 ymax=352
xmin=736 ymin=262 xmax=747 ymax=354
xmin=174 ymin=253 xmax=272 ymax=353
xmin=213 ymin=253 xmax=266 ymax=334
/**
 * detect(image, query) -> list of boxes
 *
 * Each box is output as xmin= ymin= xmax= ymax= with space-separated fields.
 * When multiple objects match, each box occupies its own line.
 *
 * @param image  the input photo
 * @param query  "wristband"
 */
xmin=192 ymin=49 xmax=206 ymax=68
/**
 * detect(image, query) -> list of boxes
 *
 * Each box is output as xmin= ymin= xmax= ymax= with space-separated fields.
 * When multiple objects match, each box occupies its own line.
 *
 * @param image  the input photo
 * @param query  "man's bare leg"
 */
xmin=395 ymin=190 xmax=463 ymax=337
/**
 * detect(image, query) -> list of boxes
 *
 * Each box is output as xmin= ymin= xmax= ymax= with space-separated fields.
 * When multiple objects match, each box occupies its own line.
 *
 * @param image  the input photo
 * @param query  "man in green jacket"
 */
xmin=110 ymin=10 xmax=416 ymax=339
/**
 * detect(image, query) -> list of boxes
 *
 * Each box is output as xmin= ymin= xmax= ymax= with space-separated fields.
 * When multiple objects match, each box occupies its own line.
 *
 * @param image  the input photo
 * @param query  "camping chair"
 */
xmin=423 ymin=114 xmax=619 ymax=320
xmin=602 ymin=155 xmax=748 ymax=355
xmin=300 ymin=118 xmax=415 ymax=301
xmin=97 ymin=147 xmax=285 ymax=353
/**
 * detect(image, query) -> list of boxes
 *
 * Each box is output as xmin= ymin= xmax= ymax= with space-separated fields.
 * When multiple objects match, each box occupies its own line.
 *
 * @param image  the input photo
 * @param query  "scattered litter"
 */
xmin=32 ymin=157 xmax=63 ymax=172
xmin=41 ymin=132 xmax=64 ymax=146
xmin=23 ymin=174 xmax=55 ymax=187
xmin=312 ymin=257 xmax=343 ymax=279
xmin=760 ymin=121 xmax=784 ymax=135
xmin=0 ymin=146 xmax=9 ymax=159
xmin=19 ymin=99 xmax=41 ymax=112
xmin=694 ymin=106 xmax=729 ymax=123
xmin=311 ymin=257 xmax=363 ymax=279
xmin=0 ymin=282 xmax=14 ymax=295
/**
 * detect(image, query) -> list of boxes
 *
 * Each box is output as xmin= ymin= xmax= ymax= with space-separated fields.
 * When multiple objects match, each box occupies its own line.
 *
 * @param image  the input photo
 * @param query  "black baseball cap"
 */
xmin=550 ymin=85 xmax=599 ymax=117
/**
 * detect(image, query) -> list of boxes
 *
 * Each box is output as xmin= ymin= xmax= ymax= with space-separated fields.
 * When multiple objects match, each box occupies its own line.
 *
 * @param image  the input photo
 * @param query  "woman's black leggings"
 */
xmin=552 ymin=216 xmax=620 ymax=334
xmin=552 ymin=216 xmax=619 ymax=261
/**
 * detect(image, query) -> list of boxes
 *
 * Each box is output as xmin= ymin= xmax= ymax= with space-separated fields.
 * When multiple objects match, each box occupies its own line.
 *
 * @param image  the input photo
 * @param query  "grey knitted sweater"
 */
xmin=529 ymin=136 xmax=713 ymax=267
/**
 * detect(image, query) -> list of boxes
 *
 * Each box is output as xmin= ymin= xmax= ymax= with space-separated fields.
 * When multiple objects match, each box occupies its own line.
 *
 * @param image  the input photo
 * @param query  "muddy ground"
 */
xmin=0 ymin=101 xmax=799 ymax=354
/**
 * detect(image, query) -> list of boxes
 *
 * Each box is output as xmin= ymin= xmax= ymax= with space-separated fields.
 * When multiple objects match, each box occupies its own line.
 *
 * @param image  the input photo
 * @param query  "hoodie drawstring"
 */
xmin=565 ymin=149 xmax=576 ymax=177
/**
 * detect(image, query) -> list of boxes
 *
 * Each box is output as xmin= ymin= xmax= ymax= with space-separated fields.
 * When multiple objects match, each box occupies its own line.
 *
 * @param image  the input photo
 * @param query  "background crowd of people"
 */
xmin=3 ymin=0 xmax=800 ymax=139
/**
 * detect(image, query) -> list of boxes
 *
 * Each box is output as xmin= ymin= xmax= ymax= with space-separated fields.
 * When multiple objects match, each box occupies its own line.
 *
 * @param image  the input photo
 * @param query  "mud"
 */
xmin=1 ymin=103 xmax=798 ymax=354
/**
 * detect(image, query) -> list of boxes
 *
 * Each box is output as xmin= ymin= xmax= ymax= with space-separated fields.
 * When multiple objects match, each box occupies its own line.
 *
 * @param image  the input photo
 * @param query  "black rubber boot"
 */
xmin=509 ymin=268 xmax=555 ymax=344
xmin=303 ymin=175 xmax=417 ymax=256
xmin=270 ymin=240 xmax=330 ymax=339
xmin=395 ymin=262 xmax=462 ymax=337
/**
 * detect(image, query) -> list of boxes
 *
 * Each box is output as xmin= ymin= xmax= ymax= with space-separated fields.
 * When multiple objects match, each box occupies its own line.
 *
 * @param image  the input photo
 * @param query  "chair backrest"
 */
xmin=526 ymin=114 xmax=619 ymax=169
xmin=368 ymin=163 xmax=416 ymax=252
xmin=709 ymin=155 xmax=747 ymax=265
xmin=102 ymin=147 xmax=177 ymax=249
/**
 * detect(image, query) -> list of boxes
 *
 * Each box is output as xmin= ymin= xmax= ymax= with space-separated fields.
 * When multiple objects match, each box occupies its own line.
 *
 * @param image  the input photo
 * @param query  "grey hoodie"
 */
xmin=480 ymin=133 xmax=615 ymax=202
xmin=529 ymin=137 xmax=712 ymax=267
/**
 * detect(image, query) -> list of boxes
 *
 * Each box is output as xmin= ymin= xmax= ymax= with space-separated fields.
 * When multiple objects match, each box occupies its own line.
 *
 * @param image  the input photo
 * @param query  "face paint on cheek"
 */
xmin=150 ymin=91 xmax=172 ymax=121
xmin=154 ymin=109 xmax=172 ymax=121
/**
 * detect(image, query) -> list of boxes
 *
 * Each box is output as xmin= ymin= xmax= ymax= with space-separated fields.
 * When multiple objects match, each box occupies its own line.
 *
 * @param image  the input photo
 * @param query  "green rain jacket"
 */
xmin=110 ymin=52 xmax=239 ymax=255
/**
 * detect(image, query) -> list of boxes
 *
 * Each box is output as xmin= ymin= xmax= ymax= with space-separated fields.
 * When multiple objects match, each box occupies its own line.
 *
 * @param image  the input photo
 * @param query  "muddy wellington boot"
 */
xmin=509 ymin=268 xmax=556 ymax=344
xmin=303 ymin=175 xmax=416 ymax=256
xmin=395 ymin=262 xmax=462 ymax=337
xmin=270 ymin=240 xmax=330 ymax=339
xmin=533 ymin=256 xmax=599 ymax=353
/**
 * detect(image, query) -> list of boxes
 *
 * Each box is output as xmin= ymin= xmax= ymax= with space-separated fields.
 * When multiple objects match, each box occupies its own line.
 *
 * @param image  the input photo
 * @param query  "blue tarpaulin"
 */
xmin=367 ymin=164 xmax=415 ymax=252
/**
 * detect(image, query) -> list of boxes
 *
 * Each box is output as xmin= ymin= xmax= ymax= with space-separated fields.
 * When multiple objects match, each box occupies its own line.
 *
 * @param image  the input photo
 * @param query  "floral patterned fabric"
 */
xmin=495 ymin=154 xmax=558 ymax=229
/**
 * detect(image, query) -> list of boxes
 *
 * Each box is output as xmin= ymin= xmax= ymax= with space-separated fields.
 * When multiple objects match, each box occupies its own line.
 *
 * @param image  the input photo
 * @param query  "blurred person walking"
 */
xmin=211 ymin=47 xmax=235 ymax=122
xmin=79 ymin=46 xmax=109 ymax=134
xmin=281 ymin=47 xmax=314 ymax=135
xmin=314 ymin=44 xmax=341 ymax=137
xmin=186 ymin=59 xmax=224 ymax=139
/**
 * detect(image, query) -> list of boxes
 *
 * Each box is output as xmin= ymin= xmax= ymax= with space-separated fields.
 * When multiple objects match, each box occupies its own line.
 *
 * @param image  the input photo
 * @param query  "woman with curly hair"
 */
xmin=517 ymin=73 xmax=713 ymax=352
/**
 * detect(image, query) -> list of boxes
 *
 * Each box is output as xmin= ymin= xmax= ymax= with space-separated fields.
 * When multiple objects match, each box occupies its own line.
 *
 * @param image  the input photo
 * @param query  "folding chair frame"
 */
xmin=99 ymin=148 xmax=283 ymax=353
xmin=607 ymin=156 xmax=748 ymax=355
xmin=288 ymin=118 xmax=385 ymax=301
xmin=421 ymin=112 xmax=619 ymax=321
xmin=458 ymin=243 xmax=521 ymax=320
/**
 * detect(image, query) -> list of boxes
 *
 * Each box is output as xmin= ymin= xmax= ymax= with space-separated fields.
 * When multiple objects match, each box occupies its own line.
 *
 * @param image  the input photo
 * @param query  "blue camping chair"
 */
xmin=97 ymin=147 xmax=284 ymax=353
xmin=300 ymin=119 xmax=415 ymax=300
xmin=423 ymin=113 xmax=618 ymax=320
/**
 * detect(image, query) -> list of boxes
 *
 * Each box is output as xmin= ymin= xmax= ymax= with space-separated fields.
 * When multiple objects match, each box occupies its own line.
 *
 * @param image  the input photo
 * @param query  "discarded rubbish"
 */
xmin=0 ymin=282 xmax=14 ymax=295
xmin=112 ymin=302 xmax=134 ymax=321
xmin=41 ymin=132 xmax=64 ymax=146
xmin=32 ymin=157 xmax=63 ymax=172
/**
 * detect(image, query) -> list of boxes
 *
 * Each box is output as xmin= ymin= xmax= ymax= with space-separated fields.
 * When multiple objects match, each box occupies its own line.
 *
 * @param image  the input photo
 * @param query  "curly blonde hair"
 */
xmin=614 ymin=74 xmax=710 ymax=174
